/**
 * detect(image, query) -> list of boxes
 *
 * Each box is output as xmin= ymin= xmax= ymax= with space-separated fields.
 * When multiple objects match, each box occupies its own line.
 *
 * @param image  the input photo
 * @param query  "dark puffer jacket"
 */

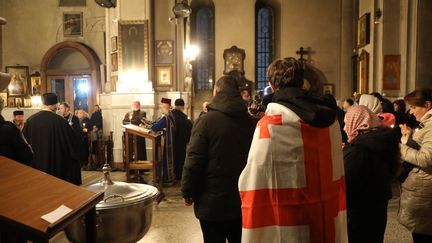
xmin=0 ymin=114 xmax=33 ymax=164
xmin=181 ymin=90 xmax=255 ymax=221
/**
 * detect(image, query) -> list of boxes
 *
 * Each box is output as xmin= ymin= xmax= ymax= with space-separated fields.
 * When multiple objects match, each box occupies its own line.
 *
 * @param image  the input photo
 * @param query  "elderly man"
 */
xmin=123 ymin=100 xmax=147 ymax=161
xmin=150 ymin=98 xmax=176 ymax=183
xmin=238 ymin=58 xmax=347 ymax=243
xmin=23 ymin=93 xmax=81 ymax=185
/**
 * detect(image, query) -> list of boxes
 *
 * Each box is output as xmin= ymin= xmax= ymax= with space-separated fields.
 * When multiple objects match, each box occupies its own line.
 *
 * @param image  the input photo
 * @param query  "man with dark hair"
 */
xmin=0 ymin=97 xmax=33 ymax=165
xmin=23 ymin=93 xmax=81 ymax=185
xmin=239 ymin=57 xmax=347 ymax=242
xmin=171 ymin=98 xmax=192 ymax=180
xmin=182 ymin=75 xmax=255 ymax=243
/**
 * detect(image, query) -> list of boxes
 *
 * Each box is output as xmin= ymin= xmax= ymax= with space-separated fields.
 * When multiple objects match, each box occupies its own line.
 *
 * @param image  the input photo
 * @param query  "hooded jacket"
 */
xmin=181 ymin=90 xmax=255 ymax=221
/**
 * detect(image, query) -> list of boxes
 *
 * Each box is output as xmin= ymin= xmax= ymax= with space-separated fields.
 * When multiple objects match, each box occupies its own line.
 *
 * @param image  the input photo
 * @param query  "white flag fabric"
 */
xmin=239 ymin=103 xmax=348 ymax=243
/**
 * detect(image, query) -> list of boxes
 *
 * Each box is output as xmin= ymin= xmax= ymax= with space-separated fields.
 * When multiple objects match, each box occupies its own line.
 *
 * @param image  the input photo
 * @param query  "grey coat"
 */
xmin=398 ymin=109 xmax=432 ymax=235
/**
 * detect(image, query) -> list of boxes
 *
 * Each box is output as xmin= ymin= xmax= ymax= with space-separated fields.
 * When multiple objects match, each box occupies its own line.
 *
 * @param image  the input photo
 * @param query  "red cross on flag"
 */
xmin=239 ymin=103 xmax=347 ymax=243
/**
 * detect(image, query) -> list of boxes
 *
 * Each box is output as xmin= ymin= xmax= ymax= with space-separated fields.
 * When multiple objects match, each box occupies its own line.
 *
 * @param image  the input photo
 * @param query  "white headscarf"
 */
xmin=359 ymin=94 xmax=382 ymax=114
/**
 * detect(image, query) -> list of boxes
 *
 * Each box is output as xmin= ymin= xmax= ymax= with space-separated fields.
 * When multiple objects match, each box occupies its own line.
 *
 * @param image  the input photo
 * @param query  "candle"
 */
xmin=83 ymin=123 xmax=86 ymax=128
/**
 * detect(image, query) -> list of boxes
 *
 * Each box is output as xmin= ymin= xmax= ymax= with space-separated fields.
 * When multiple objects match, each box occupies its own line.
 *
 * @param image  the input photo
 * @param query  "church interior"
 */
xmin=1 ymin=0 xmax=431 ymax=242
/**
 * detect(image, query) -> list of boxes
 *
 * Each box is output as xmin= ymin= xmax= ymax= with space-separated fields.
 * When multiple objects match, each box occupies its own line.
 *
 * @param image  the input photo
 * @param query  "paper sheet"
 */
xmin=41 ymin=205 xmax=72 ymax=224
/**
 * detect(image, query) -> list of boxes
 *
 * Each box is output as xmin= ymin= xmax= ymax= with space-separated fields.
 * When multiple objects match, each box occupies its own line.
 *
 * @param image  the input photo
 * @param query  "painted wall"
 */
xmin=416 ymin=0 xmax=432 ymax=89
xmin=1 ymin=0 xmax=105 ymax=74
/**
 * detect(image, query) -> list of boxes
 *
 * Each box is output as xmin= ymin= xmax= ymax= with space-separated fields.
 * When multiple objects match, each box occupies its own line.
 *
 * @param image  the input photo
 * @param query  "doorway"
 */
xmin=40 ymin=41 xmax=101 ymax=114
xmin=47 ymin=75 xmax=91 ymax=112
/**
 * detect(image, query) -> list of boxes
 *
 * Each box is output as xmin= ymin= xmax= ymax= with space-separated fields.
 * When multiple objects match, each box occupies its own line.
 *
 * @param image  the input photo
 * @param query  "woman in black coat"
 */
xmin=343 ymin=105 xmax=400 ymax=243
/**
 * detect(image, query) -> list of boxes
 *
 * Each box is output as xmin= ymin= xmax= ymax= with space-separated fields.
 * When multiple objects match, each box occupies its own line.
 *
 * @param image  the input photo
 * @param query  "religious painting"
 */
xmin=111 ymin=75 xmax=117 ymax=92
xmin=30 ymin=76 xmax=41 ymax=95
xmin=156 ymin=66 xmax=173 ymax=87
xmin=0 ymin=93 xmax=7 ymax=106
xmin=15 ymin=97 xmax=23 ymax=108
xmin=5 ymin=66 xmax=30 ymax=97
xmin=357 ymin=13 xmax=370 ymax=48
xmin=63 ymin=12 xmax=83 ymax=37
xmin=322 ymin=84 xmax=335 ymax=95
xmin=223 ymin=45 xmax=245 ymax=75
xmin=111 ymin=53 xmax=118 ymax=72
xmin=111 ymin=36 xmax=118 ymax=52
xmin=7 ymin=97 xmax=15 ymax=107
xmin=24 ymin=98 xmax=32 ymax=107
xmin=357 ymin=50 xmax=369 ymax=94
xmin=118 ymin=20 xmax=149 ymax=73
xmin=156 ymin=40 xmax=174 ymax=64
xmin=383 ymin=55 xmax=401 ymax=90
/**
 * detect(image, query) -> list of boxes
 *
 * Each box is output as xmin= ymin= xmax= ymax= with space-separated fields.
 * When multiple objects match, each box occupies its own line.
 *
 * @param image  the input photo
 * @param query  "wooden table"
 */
xmin=122 ymin=124 xmax=163 ymax=190
xmin=0 ymin=156 xmax=104 ymax=243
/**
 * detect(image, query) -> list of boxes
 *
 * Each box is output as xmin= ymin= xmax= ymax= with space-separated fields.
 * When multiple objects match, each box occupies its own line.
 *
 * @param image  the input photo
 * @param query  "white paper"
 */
xmin=41 ymin=205 xmax=72 ymax=224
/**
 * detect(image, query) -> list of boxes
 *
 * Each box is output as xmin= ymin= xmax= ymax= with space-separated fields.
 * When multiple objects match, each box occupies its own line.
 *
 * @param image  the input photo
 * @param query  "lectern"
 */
xmin=0 ymin=156 xmax=104 ymax=243
xmin=122 ymin=124 xmax=163 ymax=188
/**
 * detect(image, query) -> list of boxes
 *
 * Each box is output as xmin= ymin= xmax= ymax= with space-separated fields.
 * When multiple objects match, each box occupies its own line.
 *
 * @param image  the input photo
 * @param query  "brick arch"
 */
xmin=40 ymin=41 xmax=101 ymax=113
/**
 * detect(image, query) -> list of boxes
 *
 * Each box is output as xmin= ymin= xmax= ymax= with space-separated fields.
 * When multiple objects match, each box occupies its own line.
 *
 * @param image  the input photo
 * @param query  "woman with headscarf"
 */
xmin=343 ymin=105 xmax=400 ymax=243
xmin=398 ymin=88 xmax=432 ymax=243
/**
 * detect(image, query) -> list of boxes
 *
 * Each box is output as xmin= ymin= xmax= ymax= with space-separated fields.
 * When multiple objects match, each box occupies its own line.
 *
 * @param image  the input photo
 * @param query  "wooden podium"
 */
xmin=0 ymin=156 xmax=104 ymax=243
xmin=122 ymin=124 xmax=163 ymax=189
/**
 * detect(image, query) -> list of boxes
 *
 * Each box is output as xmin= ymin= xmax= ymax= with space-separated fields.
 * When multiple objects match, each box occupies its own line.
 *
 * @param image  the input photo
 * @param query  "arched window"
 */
xmin=255 ymin=6 xmax=273 ymax=90
xmin=193 ymin=7 xmax=215 ymax=91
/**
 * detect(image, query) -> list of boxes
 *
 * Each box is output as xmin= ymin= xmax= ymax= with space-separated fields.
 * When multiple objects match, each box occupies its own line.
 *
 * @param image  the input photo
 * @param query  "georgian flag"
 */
xmin=239 ymin=103 xmax=347 ymax=243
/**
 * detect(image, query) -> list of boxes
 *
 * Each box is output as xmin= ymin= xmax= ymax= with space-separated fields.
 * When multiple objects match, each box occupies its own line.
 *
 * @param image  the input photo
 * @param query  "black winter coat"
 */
xmin=343 ymin=127 xmax=400 ymax=209
xmin=0 ymin=114 xmax=33 ymax=164
xmin=181 ymin=90 xmax=255 ymax=221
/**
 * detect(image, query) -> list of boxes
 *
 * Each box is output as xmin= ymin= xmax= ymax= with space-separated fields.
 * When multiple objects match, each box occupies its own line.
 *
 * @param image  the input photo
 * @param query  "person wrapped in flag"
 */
xmin=238 ymin=57 xmax=348 ymax=243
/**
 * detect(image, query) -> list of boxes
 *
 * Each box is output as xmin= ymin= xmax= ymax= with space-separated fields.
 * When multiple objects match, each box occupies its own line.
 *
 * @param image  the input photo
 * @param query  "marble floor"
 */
xmin=52 ymin=171 xmax=412 ymax=243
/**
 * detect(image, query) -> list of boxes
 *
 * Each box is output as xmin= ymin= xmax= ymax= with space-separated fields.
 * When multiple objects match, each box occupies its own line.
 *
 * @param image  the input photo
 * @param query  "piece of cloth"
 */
xmin=42 ymin=93 xmax=58 ymax=105
xmin=358 ymin=94 xmax=382 ymax=114
xmin=199 ymin=218 xmax=242 ymax=243
xmin=344 ymin=105 xmax=382 ymax=143
xmin=151 ymin=111 xmax=176 ymax=183
xmin=0 ymin=114 xmax=33 ymax=164
xmin=171 ymin=108 xmax=192 ymax=180
xmin=23 ymin=110 xmax=81 ymax=185
xmin=398 ymin=108 xmax=432 ymax=235
xmin=161 ymin=97 xmax=171 ymax=105
xmin=13 ymin=110 xmax=23 ymax=116
xmin=379 ymin=112 xmax=396 ymax=127
xmin=181 ymin=90 xmax=255 ymax=223
xmin=238 ymin=87 xmax=347 ymax=243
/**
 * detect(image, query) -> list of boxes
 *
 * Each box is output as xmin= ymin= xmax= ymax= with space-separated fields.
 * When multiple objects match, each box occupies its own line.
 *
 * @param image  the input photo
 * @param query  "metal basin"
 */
xmin=65 ymin=165 xmax=158 ymax=243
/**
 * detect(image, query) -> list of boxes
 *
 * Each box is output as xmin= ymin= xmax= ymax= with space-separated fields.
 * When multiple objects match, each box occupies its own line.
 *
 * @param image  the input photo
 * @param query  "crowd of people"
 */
xmin=0 ymin=56 xmax=431 ymax=243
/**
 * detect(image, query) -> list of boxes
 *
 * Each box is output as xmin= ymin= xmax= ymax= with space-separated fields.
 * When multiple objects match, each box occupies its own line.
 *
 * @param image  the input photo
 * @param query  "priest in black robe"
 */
xmin=123 ymin=100 xmax=147 ymax=161
xmin=171 ymin=98 xmax=192 ymax=180
xmin=23 ymin=93 xmax=82 ymax=185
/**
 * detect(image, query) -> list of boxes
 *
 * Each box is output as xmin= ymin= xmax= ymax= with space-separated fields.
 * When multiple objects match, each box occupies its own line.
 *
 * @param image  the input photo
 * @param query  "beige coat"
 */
xmin=398 ymin=109 xmax=432 ymax=234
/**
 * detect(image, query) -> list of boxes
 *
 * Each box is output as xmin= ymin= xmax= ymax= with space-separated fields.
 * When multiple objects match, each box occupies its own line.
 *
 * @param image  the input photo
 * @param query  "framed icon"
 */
xmin=5 ymin=66 xmax=30 ymax=97
xmin=156 ymin=40 xmax=174 ymax=64
xmin=357 ymin=13 xmax=370 ymax=48
xmin=156 ymin=66 xmax=173 ymax=87
xmin=63 ymin=12 xmax=83 ymax=37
